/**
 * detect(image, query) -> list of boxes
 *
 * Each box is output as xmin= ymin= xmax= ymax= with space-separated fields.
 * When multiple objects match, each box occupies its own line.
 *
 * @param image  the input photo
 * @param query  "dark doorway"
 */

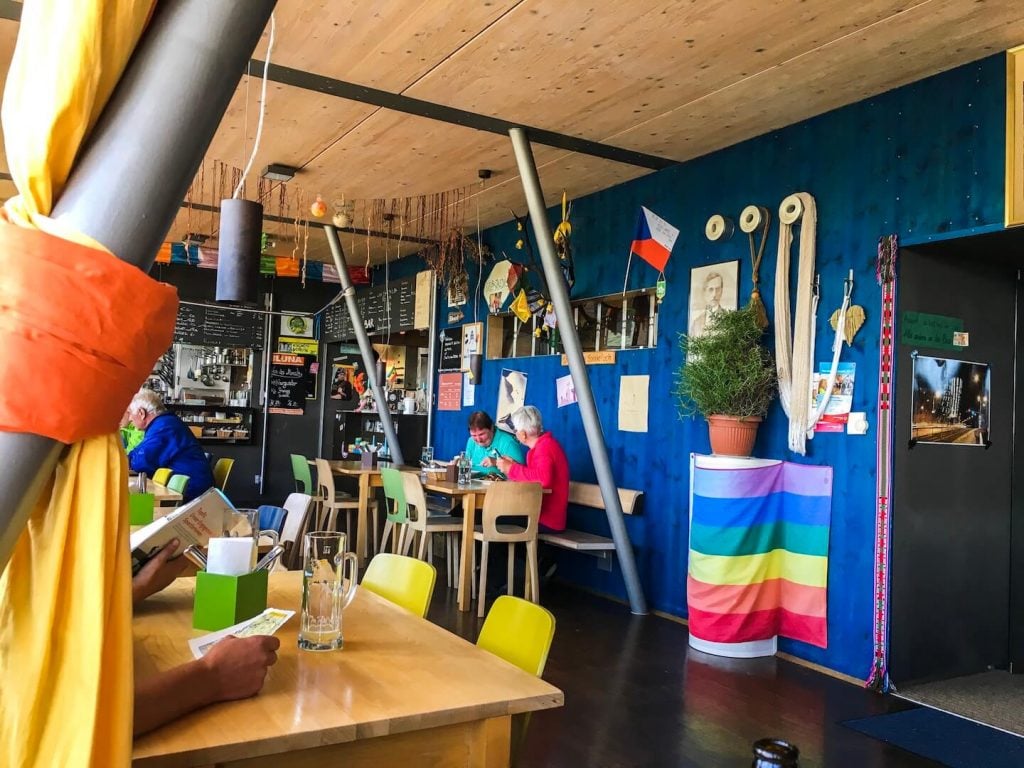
xmin=891 ymin=230 xmax=1021 ymax=687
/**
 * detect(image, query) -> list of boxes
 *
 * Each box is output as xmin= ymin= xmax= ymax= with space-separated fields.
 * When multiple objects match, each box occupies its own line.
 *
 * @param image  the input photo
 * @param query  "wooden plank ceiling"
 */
xmin=0 ymin=0 xmax=1023 ymax=265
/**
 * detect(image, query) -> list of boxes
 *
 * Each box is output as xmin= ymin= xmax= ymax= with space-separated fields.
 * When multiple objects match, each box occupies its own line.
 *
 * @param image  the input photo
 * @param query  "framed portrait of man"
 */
xmin=688 ymin=261 xmax=739 ymax=338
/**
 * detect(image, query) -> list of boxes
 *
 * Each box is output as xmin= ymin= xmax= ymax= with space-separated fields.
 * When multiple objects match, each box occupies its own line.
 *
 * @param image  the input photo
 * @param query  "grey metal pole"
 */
xmin=0 ymin=0 xmax=279 ymax=572
xmin=509 ymin=126 xmax=648 ymax=614
xmin=323 ymin=225 xmax=405 ymax=466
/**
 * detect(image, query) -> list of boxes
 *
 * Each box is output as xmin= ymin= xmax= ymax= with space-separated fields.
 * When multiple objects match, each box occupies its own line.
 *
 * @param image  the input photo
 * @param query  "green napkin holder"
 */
xmin=129 ymin=492 xmax=155 ymax=525
xmin=192 ymin=569 xmax=268 ymax=631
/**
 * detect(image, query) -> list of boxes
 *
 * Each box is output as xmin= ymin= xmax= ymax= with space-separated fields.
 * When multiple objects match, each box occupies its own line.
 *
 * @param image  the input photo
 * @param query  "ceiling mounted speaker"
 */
xmin=216 ymin=198 xmax=263 ymax=305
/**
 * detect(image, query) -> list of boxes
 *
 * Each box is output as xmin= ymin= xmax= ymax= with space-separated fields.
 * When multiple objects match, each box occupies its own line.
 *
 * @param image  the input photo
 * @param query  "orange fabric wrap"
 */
xmin=0 ymin=223 xmax=178 ymax=442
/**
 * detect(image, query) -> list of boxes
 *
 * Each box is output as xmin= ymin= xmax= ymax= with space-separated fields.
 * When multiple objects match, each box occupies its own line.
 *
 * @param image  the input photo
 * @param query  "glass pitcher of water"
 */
xmin=298 ymin=531 xmax=359 ymax=651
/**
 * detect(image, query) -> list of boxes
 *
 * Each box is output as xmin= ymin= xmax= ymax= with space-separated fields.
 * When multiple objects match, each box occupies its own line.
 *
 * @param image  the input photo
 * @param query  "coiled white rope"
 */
xmin=774 ymin=192 xmax=818 ymax=455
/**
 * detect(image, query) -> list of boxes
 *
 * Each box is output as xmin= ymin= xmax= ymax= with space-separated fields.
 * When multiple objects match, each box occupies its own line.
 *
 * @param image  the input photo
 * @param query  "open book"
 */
xmin=129 ymin=488 xmax=234 ymax=575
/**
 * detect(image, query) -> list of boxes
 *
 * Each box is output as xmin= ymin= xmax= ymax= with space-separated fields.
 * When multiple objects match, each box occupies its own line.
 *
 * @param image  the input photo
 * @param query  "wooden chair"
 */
xmin=290 ymin=453 xmax=314 ymax=494
xmin=166 ymin=474 xmax=190 ymax=497
xmin=473 ymin=482 xmax=543 ymax=618
xmin=314 ymin=458 xmax=377 ymax=547
xmin=477 ymin=595 xmax=556 ymax=765
xmin=362 ymin=553 xmax=437 ymax=618
xmin=379 ymin=467 xmax=409 ymax=555
xmin=400 ymin=471 xmax=462 ymax=588
xmin=213 ymin=457 xmax=234 ymax=492
xmin=152 ymin=467 xmax=172 ymax=487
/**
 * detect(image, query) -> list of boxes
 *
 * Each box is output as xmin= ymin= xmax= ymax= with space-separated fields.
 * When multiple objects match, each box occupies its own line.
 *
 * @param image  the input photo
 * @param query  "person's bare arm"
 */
xmin=134 ymin=635 xmax=280 ymax=737
xmin=132 ymin=539 xmax=189 ymax=606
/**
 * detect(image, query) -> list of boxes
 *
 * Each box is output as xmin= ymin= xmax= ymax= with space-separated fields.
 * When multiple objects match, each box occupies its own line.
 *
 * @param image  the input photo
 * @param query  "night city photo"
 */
xmin=911 ymin=355 xmax=991 ymax=445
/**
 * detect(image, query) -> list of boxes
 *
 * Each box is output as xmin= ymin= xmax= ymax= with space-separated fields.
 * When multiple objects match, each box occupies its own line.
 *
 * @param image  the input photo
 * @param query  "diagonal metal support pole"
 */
xmin=323 ymin=224 xmax=404 ymax=466
xmin=509 ymin=127 xmax=647 ymax=614
xmin=0 ymin=0 xmax=279 ymax=572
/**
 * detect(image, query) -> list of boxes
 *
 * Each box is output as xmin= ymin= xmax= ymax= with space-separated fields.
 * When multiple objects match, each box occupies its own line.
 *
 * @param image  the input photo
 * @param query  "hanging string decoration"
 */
xmin=739 ymin=205 xmax=771 ymax=330
xmin=553 ymin=190 xmax=575 ymax=291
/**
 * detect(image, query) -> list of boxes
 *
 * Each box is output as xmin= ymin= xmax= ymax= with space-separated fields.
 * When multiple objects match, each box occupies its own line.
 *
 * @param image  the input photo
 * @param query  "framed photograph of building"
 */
xmin=910 ymin=355 xmax=991 ymax=446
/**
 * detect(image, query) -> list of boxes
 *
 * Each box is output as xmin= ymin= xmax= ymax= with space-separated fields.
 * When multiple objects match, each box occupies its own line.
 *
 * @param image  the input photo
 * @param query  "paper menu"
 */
xmin=188 ymin=608 xmax=295 ymax=659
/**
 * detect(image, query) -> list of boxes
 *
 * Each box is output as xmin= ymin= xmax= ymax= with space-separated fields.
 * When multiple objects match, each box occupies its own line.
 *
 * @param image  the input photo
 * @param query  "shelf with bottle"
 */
xmin=170 ymin=404 xmax=255 ymax=444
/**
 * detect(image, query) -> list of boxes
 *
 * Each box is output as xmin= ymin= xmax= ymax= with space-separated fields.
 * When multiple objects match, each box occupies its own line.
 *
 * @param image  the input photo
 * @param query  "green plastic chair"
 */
xmin=291 ymin=454 xmax=313 ymax=494
xmin=128 ymin=493 xmax=155 ymax=525
xmin=361 ymin=553 xmax=437 ymax=618
xmin=166 ymin=474 xmax=190 ymax=497
xmin=152 ymin=467 xmax=172 ymax=487
xmin=477 ymin=595 xmax=556 ymax=763
xmin=379 ymin=467 xmax=409 ymax=554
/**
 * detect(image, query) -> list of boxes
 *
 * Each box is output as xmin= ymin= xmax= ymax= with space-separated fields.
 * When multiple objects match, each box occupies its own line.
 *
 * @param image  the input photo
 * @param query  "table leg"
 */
xmin=458 ymin=492 xmax=477 ymax=612
xmin=356 ymin=474 xmax=370 ymax=566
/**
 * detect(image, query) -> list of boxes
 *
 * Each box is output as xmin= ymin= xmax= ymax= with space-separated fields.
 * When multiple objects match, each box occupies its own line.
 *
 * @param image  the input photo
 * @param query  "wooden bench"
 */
xmin=538 ymin=481 xmax=642 ymax=570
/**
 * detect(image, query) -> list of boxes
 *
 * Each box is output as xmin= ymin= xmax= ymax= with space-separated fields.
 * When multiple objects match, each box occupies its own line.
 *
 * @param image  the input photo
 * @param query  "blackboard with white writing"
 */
xmin=439 ymin=326 xmax=463 ymax=372
xmin=322 ymin=276 xmax=418 ymax=342
xmin=173 ymin=302 xmax=265 ymax=348
xmin=268 ymin=353 xmax=308 ymax=414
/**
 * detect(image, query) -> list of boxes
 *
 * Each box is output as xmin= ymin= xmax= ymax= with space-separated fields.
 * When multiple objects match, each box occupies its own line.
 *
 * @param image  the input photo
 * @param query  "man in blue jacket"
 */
xmin=127 ymin=389 xmax=215 ymax=502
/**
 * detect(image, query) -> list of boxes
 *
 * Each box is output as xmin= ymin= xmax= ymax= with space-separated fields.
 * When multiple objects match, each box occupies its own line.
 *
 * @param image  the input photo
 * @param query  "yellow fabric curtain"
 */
xmin=0 ymin=2 xmax=161 ymax=767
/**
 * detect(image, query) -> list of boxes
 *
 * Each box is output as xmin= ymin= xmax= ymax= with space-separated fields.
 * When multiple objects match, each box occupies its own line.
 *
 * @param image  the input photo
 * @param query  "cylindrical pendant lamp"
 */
xmin=216 ymin=198 xmax=263 ymax=304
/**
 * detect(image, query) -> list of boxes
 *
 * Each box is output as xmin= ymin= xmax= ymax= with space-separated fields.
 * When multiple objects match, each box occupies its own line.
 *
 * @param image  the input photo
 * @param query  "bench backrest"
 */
xmin=568 ymin=481 xmax=642 ymax=515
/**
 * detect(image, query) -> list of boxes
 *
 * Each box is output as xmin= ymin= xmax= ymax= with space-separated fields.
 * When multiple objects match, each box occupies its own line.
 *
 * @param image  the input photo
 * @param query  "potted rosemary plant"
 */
xmin=674 ymin=305 xmax=776 ymax=456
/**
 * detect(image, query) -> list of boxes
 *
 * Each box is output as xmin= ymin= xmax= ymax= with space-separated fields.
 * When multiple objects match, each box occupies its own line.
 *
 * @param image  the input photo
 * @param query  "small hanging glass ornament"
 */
xmin=310 ymin=195 xmax=327 ymax=218
xmin=656 ymin=276 xmax=667 ymax=303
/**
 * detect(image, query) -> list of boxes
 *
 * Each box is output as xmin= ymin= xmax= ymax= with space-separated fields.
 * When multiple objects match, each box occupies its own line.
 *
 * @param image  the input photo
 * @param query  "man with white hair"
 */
xmin=126 ymin=389 xmax=214 ymax=501
xmin=491 ymin=405 xmax=570 ymax=532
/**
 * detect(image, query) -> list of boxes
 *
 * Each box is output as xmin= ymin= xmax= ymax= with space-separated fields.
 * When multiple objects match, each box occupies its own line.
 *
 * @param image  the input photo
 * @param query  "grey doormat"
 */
xmin=900 ymin=671 xmax=1024 ymax=737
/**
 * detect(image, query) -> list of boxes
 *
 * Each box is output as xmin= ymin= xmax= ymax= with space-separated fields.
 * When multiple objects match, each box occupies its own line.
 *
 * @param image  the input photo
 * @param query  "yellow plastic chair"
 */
xmin=152 ymin=467 xmax=172 ymax=487
xmin=477 ymin=595 xmax=556 ymax=764
xmin=361 ymin=553 xmax=437 ymax=618
xmin=213 ymin=457 xmax=234 ymax=492
xmin=166 ymin=474 xmax=190 ymax=497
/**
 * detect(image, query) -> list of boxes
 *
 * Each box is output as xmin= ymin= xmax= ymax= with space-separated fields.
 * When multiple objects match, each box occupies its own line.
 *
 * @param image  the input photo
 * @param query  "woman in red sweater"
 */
xmin=492 ymin=405 xmax=570 ymax=532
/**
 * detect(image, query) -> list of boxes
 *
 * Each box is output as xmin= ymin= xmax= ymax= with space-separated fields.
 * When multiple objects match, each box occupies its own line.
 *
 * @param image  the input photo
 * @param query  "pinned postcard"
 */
xmin=463 ymin=373 xmax=476 ymax=407
xmin=556 ymin=374 xmax=577 ymax=408
xmin=188 ymin=608 xmax=295 ymax=659
xmin=811 ymin=362 xmax=855 ymax=432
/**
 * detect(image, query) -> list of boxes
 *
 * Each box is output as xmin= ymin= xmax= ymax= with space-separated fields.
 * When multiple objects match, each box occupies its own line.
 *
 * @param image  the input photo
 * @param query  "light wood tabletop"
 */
xmin=146 ymin=479 xmax=182 ymax=507
xmin=132 ymin=571 xmax=562 ymax=767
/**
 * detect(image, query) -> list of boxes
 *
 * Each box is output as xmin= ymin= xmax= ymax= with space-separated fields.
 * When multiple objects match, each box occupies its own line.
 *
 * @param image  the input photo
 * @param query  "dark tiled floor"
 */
xmin=428 ymin=581 xmax=938 ymax=768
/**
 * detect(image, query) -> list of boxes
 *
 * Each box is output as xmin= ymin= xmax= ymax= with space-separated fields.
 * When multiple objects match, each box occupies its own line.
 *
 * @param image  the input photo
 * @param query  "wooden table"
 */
xmin=147 ymin=479 xmax=182 ymax=508
xmin=132 ymin=572 xmax=562 ymax=767
xmin=421 ymin=478 xmax=493 ymax=613
xmin=316 ymin=460 xmax=418 ymax=566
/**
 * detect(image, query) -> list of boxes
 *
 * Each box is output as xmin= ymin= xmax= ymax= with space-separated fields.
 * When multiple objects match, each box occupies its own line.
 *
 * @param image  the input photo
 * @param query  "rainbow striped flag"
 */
xmin=687 ymin=462 xmax=832 ymax=648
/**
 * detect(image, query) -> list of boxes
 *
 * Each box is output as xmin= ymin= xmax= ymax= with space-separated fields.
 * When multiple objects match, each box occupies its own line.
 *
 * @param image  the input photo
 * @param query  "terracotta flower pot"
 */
xmin=706 ymin=414 xmax=762 ymax=457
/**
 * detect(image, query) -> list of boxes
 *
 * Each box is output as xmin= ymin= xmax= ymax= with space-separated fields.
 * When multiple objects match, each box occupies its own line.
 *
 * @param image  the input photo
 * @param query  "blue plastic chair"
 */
xmin=257 ymin=504 xmax=287 ymax=534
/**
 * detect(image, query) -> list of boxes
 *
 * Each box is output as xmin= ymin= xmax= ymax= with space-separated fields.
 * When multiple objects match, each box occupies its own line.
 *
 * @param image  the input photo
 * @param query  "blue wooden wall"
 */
xmin=385 ymin=55 xmax=1005 ymax=678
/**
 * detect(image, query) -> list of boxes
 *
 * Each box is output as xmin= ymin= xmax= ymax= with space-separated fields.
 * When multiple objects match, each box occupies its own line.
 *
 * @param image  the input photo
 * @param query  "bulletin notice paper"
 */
xmin=438 ymin=372 xmax=462 ymax=411
xmin=463 ymin=373 xmax=476 ymax=407
xmin=618 ymin=375 xmax=649 ymax=432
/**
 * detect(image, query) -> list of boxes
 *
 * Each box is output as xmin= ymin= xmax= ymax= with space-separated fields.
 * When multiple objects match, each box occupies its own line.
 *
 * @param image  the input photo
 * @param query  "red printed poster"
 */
xmin=438 ymin=372 xmax=463 ymax=411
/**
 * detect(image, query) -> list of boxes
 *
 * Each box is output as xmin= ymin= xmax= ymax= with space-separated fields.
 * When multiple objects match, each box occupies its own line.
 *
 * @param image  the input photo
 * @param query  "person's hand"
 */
xmin=132 ymin=538 xmax=189 ymax=605
xmin=480 ymin=456 xmax=496 ymax=468
xmin=200 ymin=635 xmax=280 ymax=702
xmin=496 ymin=456 xmax=514 ymax=475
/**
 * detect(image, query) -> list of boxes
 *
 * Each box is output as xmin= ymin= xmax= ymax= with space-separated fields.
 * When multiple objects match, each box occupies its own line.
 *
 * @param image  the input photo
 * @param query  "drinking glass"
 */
xmin=225 ymin=508 xmax=279 ymax=569
xmin=299 ymin=531 xmax=359 ymax=651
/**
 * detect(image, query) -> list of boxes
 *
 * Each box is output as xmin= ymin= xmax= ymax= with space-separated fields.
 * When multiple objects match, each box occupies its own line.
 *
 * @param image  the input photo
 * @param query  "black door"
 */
xmin=891 ymin=242 xmax=1016 ymax=685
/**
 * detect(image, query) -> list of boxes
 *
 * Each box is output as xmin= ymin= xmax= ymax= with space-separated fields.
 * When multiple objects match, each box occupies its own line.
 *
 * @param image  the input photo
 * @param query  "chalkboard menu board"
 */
xmin=173 ymin=303 xmax=266 ymax=348
xmin=439 ymin=327 xmax=463 ymax=372
xmin=323 ymin=275 xmax=419 ymax=342
xmin=268 ymin=353 xmax=308 ymax=414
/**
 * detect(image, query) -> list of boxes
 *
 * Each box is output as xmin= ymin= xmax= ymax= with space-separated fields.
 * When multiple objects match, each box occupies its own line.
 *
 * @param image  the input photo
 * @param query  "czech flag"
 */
xmin=630 ymin=206 xmax=679 ymax=272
